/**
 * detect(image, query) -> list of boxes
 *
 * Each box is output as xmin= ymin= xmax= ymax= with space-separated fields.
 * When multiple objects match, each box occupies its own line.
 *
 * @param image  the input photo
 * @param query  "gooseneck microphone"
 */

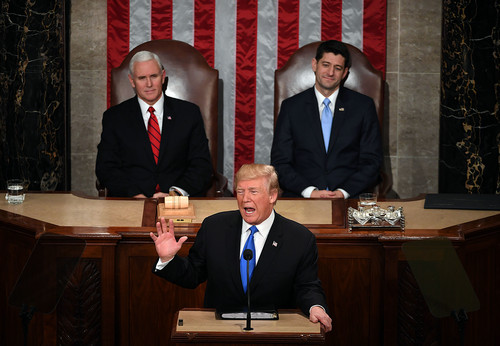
xmin=243 ymin=249 xmax=253 ymax=331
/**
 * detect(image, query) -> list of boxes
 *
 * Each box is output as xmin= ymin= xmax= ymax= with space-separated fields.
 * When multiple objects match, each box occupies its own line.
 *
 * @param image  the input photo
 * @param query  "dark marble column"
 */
xmin=0 ymin=0 xmax=69 ymax=191
xmin=440 ymin=0 xmax=500 ymax=194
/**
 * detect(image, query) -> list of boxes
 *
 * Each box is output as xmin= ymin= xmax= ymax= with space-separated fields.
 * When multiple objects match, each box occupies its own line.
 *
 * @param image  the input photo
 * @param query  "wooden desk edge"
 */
xmin=170 ymin=308 xmax=325 ymax=344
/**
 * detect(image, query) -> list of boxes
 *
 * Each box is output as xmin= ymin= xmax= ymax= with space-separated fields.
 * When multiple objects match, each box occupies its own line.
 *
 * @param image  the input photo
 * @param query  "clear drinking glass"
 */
xmin=359 ymin=193 xmax=377 ymax=207
xmin=5 ymin=179 xmax=26 ymax=205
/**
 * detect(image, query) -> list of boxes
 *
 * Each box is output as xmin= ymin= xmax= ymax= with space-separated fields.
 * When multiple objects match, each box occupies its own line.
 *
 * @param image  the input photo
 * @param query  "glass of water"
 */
xmin=359 ymin=193 xmax=377 ymax=207
xmin=5 ymin=179 xmax=26 ymax=205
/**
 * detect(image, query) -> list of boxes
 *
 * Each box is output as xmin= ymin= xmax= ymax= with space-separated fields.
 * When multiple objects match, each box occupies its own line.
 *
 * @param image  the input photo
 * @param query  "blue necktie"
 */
xmin=321 ymin=98 xmax=333 ymax=150
xmin=240 ymin=225 xmax=258 ymax=293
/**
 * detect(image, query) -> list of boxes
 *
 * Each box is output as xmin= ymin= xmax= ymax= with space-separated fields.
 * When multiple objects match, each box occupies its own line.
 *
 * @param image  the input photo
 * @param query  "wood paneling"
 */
xmin=1 ymin=199 xmax=499 ymax=345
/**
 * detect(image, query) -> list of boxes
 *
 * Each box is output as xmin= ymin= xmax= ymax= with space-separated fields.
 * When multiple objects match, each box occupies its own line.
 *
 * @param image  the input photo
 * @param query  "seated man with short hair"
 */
xmin=271 ymin=40 xmax=382 ymax=199
xmin=96 ymin=50 xmax=212 ymax=198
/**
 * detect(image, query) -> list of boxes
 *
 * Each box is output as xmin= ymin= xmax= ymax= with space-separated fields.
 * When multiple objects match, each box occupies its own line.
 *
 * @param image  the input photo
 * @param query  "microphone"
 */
xmin=243 ymin=249 xmax=253 ymax=331
xmin=243 ymin=249 xmax=253 ymax=261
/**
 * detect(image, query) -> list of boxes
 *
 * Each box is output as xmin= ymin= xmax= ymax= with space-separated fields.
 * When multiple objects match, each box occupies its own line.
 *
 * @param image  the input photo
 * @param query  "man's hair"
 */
xmin=128 ymin=51 xmax=164 ymax=76
xmin=315 ymin=40 xmax=351 ymax=68
xmin=234 ymin=164 xmax=280 ymax=193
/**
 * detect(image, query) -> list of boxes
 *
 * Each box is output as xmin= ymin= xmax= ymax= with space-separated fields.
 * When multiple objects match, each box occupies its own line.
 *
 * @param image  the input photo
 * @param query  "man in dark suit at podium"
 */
xmin=150 ymin=164 xmax=332 ymax=332
xmin=96 ymin=50 xmax=212 ymax=198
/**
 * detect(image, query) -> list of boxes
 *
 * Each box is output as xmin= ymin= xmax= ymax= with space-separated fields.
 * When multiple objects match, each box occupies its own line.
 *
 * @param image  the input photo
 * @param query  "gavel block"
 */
xmin=164 ymin=196 xmax=189 ymax=209
xmin=157 ymin=196 xmax=195 ymax=222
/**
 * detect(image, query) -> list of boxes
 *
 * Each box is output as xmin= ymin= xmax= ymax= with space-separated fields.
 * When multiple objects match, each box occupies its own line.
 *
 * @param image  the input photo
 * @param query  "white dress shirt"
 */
xmin=239 ymin=211 xmax=275 ymax=263
xmin=137 ymin=94 xmax=164 ymax=132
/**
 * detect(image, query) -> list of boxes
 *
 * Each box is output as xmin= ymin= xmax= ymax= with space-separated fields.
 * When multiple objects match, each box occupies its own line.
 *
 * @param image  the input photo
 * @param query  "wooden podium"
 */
xmin=170 ymin=308 xmax=325 ymax=344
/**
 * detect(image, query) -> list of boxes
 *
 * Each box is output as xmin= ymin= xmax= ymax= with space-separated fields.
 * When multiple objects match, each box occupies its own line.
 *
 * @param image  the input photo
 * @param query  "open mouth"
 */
xmin=244 ymin=207 xmax=255 ymax=215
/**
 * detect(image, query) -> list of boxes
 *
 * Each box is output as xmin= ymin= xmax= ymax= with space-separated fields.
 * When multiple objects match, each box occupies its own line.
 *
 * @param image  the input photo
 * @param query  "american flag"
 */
xmin=107 ymin=0 xmax=387 ymax=188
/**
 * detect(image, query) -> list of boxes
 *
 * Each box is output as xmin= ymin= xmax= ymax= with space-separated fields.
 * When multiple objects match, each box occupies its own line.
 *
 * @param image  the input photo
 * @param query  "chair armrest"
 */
xmin=96 ymin=178 xmax=107 ymax=198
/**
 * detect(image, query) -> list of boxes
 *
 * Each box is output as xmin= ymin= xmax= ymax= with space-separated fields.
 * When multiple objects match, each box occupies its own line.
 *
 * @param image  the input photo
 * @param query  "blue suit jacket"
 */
xmin=153 ymin=211 xmax=328 ymax=316
xmin=96 ymin=96 xmax=212 ymax=197
xmin=271 ymin=86 xmax=382 ymax=197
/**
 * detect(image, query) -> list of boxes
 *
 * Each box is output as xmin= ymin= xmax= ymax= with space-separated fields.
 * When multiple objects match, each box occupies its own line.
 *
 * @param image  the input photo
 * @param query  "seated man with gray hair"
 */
xmin=96 ymin=50 xmax=212 ymax=198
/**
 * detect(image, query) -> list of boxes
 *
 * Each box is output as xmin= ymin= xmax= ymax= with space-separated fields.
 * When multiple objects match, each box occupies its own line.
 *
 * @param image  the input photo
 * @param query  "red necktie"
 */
xmin=147 ymin=107 xmax=161 ymax=164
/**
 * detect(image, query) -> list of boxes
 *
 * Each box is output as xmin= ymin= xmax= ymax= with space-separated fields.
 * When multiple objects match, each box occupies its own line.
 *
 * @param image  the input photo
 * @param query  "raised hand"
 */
xmin=150 ymin=217 xmax=188 ymax=263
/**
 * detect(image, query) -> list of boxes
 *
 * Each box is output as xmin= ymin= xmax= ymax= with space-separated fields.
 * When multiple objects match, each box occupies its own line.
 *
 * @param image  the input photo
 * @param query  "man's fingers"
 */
xmin=156 ymin=220 xmax=163 ymax=235
xmin=178 ymin=236 xmax=188 ymax=246
xmin=160 ymin=217 xmax=169 ymax=231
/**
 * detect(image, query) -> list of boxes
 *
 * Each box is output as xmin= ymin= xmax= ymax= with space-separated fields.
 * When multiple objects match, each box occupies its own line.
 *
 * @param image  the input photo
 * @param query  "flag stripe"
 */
xmin=254 ymin=1 xmax=277 ymax=165
xmin=363 ymin=0 xmax=387 ymax=73
xmin=107 ymin=0 xmax=129 ymax=104
xmin=299 ymin=0 xmax=322 ymax=46
xmin=321 ymin=0 xmax=342 ymax=41
xmin=214 ymin=0 xmax=237 ymax=186
xmin=130 ymin=0 xmax=151 ymax=49
xmin=194 ymin=0 xmax=216 ymax=67
xmin=172 ymin=0 xmax=194 ymax=44
xmin=233 ymin=0 xmax=258 ymax=176
xmin=342 ymin=0 xmax=363 ymax=49
xmin=151 ymin=0 xmax=172 ymax=40
xmin=277 ymin=0 xmax=300 ymax=69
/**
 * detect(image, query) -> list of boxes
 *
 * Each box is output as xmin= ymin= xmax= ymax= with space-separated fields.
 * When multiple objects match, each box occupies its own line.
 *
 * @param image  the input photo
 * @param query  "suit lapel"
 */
xmin=305 ymin=88 xmax=327 ymax=154
xmin=225 ymin=213 xmax=245 ymax=292
xmin=130 ymin=98 xmax=156 ymax=162
xmin=329 ymin=87 xmax=347 ymax=152
xmin=158 ymin=96 xmax=174 ymax=163
xmin=249 ymin=212 xmax=284 ymax=292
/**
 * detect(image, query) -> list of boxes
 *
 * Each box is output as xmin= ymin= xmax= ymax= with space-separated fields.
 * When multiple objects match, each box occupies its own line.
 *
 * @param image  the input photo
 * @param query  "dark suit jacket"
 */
xmin=271 ymin=86 xmax=382 ymax=198
xmin=96 ymin=96 xmax=213 ymax=197
xmin=152 ymin=211 xmax=328 ymax=316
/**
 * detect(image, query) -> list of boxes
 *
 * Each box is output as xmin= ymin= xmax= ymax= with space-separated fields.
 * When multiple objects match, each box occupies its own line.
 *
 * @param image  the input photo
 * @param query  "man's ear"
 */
xmin=269 ymin=188 xmax=278 ymax=204
xmin=128 ymin=74 xmax=135 ymax=89
xmin=163 ymin=75 xmax=168 ymax=93
xmin=311 ymin=58 xmax=318 ymax=73
xmin=161 ymin=69 xmax=166 ymax=83
xmin=342 ymin=67 xmax=349 ymax=80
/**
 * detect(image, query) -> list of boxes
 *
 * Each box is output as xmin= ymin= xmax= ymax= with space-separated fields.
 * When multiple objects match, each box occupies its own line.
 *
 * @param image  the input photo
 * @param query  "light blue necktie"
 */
xmin=321 ymin=98 xmax=333 ymax=150
xmin=240 ymin=225 xmax=258 ymax=293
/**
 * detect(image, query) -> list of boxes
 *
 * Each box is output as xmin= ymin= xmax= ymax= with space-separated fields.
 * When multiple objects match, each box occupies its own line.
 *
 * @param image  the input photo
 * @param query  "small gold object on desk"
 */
xmin=348 ymin=205 xmax=405 ymax=232
xmin=157 ymin=196 xmax=195 ymax=223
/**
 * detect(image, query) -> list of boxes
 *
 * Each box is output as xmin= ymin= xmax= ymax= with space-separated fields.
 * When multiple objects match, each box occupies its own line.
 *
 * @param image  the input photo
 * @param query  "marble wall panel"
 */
xmin=0 ymin=0 xmax=68 ymax=191
xmin=397 ymin=156 xmax=439 ymax=198
xmin=398 ymin=73 xmax=440 ymax=158
xmin=384 ymin=72 xmax=399 ymax=157
xmin=69 ymin=0 xmax=107 ymax=70
xmin=383 ymin=0 xmax=442 ymax=198
xmin=69 ymin=0 xmax=107 ymax=196
xmin=70 ymin=70 xmax=105 ymax=154
xmin=386 ymin=0 xmax=400 ymax=73
xmin=440 ymin=0 xmax=500 ymax=194
xmin=71 ymin=153 xmax=98 ymax=195
xmin=400 ymin=0 xmax=442 ymax=74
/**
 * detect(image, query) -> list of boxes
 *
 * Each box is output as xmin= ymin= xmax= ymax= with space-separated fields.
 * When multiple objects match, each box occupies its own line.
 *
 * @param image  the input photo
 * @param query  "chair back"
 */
xmin=111 ymin=39 xmax=219 ymax=171
xmin=274 ymin=41 xmax=384 ymax=128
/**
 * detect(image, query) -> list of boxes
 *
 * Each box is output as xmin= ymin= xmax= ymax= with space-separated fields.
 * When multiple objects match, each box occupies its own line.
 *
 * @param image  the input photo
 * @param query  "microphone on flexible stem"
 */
xmin=243 ymin=249 xmax=253 ymax=331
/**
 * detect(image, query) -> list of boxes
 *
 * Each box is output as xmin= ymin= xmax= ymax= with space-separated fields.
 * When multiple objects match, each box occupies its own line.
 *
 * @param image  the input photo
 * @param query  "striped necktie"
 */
xmin=147 ymin=106 xmax=161 ymax=164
